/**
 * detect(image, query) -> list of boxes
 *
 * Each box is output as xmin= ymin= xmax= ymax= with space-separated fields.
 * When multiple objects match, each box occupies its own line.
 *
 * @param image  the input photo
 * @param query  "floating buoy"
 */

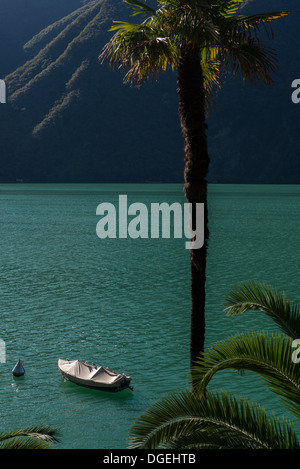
xmin=12 ymin=359 xmax=25 ymax=377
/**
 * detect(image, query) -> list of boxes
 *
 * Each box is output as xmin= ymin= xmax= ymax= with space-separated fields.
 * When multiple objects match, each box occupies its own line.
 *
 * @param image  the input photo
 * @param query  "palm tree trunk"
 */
xmin=177 ymin=45 xmax=210 ymax=375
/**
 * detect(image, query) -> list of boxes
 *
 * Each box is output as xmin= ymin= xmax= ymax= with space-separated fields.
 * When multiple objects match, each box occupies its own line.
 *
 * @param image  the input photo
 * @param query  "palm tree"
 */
xmin=99 ymin=0 xmax=288 ymax=371
xmin=128 ymin=281 xmax=300 ymax=449
xmin=0 ymin=425 xmax=60 ymax=449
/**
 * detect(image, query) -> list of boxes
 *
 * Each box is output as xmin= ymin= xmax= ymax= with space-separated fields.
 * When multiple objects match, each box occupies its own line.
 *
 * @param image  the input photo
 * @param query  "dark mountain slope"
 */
xmin=0 ymin=0 xmax=83 ymax=75
xmin=0 ymin=0 xmax=182 ymax=182
xmin=0 ymin=0 xmax=298 ymax=183
xmin=207 ymin=0 xmax=299 ymax=183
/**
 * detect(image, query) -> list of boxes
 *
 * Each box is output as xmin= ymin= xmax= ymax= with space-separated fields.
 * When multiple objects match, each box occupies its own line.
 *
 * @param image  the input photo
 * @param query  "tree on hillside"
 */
xmin=99 ymin=0 xmax=288 ymax=376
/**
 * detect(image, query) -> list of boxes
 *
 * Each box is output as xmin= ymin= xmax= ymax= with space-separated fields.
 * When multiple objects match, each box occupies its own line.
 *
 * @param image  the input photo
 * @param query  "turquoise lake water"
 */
xmin=0 ymin=183 xmax=300 ymax=449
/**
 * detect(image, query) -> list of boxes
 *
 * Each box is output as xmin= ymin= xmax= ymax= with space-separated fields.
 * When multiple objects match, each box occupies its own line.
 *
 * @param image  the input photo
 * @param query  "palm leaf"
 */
xmin=192 ymin=331 xmax=300 ymax=419
xmin=201 ymin=57 xmax=222 ymax=110
xmin=0 ymin=425 xmax=60 ymax=449
xmin=128 ymin=389 xmax=299 ymax=449
xmin=219 ymin=33 xmax=278 ymax=84
xmin=223 ymin=12 xmax=289 ymax=39
xmin=99 ymin=19 xmax=177 ymax=84
xmin=224 ymin=281 xmax=300 ymax=339
xmin=124 ymin=0 xmax=156 ymax=18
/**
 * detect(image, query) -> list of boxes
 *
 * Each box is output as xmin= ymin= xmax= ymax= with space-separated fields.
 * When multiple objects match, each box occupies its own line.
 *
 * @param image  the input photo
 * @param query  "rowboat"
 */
xmin=58 ymin=359 xmax=132 ymax=392
xmin=12 ymin=359 xmax=25 ymax=377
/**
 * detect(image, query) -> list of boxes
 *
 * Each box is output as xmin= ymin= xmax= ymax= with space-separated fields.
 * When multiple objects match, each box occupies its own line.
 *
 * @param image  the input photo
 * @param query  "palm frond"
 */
xmin=201 ymin=56 xmax=222 ymax=110
xmin=192 ymin=331 xmax=300 ymax=419
xmin=128 ymin=389 xmax=299 ymax=449
xmin=224 ymin=281 xmax=300 ymax=339
xmin=214 ymin=10 xmax=289 ymax=84
xmin=222 ymin=12 xmax=289 ymax=39
xmin=219 ymin=33 xmax=278 ymax=84
xmin=0 ymin=425 xmax=60 ymax=449
xmin=220 ymin=0 xmax=244 ymax=17
xmin=157 ymin=1 xmax=222 ymax=47
xmin=99 ymin=19 xmax=177 ymax=85
xmin=124 ymin=0 xmax=156 ymax=18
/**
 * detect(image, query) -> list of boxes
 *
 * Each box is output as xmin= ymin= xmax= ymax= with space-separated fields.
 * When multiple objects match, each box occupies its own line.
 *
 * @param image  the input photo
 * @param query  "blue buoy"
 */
xmin=12 ymin=359 xmax=25 ymax=377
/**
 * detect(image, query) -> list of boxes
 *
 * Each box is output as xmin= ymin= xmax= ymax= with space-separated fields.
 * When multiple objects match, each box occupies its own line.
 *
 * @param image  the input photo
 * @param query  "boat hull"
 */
xmin=60 ymin=371 xmax=130 ymax=392
xmin=58 ymin=359 xmax=132 ymax=392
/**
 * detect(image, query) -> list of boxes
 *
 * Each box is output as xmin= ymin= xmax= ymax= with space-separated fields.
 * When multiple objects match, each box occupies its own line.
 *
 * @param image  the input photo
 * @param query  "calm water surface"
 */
xmin=0 ymin=183 xmax=300 ymax=448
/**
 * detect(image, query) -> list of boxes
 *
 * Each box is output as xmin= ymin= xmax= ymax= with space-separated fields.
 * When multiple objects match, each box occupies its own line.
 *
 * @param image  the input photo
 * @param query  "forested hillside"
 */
xmin=0 ymin=0 xmax=298 ymax=183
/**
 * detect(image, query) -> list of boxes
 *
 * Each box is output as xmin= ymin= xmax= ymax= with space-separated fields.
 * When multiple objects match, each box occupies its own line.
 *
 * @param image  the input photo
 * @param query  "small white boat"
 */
xmin=58 ymin=359 xmax=132 ymax=392
xmin=12 ymin=359 xmax=25 ymax=377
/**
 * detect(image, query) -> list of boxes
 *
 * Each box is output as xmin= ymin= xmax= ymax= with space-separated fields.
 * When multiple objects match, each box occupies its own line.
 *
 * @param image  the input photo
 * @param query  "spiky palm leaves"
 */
xmin=128 ymin=281 xmax=300 ymax=449
xmin=0 ymin=425 xmax=60 ymax=449
xmin=193 ymin=331 xmax=300 ymax=419
xmin=224 ymin=281 xmax=300 ymax=339
xmin=99 ymin=0 xmax=288 ymax=89
xmin=129 ymin=389 xmax=299 ymax=449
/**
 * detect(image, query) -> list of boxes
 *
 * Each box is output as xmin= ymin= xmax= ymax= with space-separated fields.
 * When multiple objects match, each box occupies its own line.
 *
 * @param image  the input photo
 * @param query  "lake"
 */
xmin=0 ymin=183 xmax=299 ymax=448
